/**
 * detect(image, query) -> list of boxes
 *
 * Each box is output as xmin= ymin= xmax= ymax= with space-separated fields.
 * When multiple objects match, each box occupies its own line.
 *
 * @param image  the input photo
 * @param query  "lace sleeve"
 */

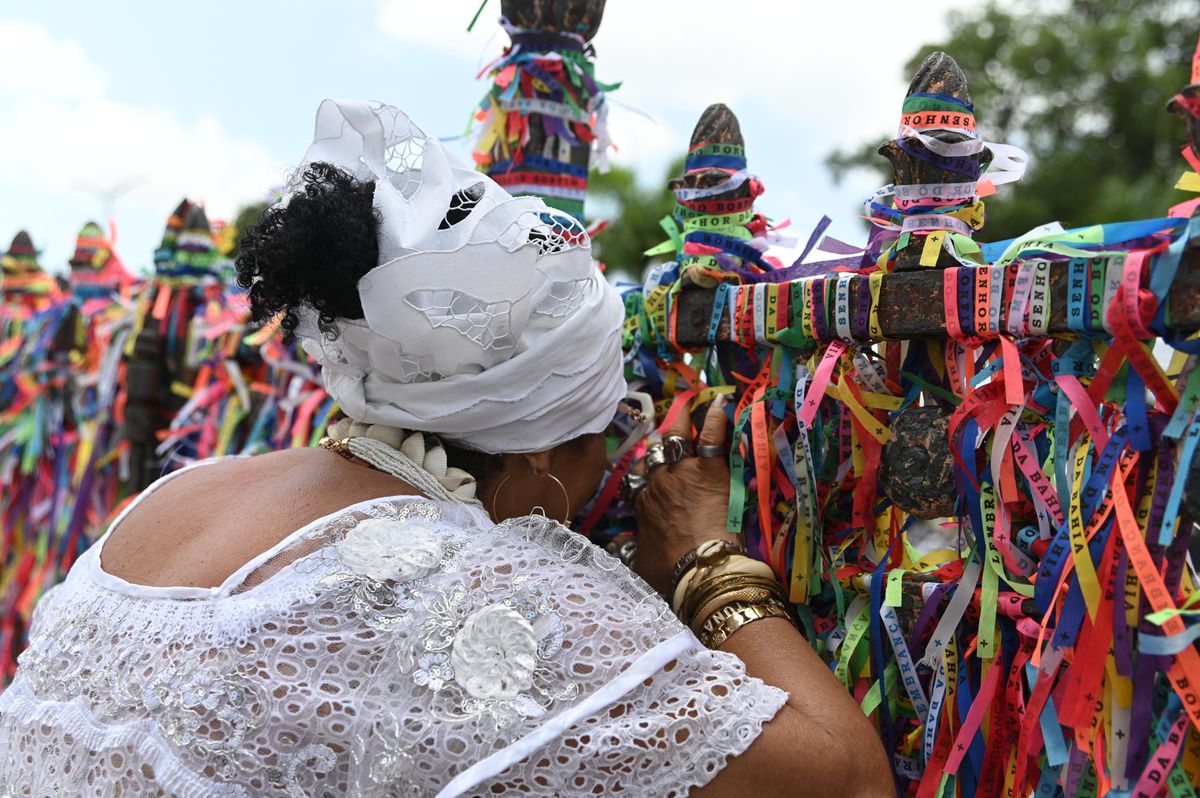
xmin=468 ymin=647 xmax=788 ymax=798
xmin=339 ymin=506 xmax=788 ymax=798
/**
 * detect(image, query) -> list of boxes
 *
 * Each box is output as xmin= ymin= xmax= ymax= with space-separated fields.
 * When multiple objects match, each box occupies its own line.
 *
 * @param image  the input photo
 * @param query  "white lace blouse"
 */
xmin=0 ymin=461 xmax=787 ymax=797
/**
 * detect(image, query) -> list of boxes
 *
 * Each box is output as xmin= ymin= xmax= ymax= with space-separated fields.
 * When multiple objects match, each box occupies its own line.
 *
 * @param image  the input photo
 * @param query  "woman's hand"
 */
xmin=632 ymin=396 xmax=740 ymax=594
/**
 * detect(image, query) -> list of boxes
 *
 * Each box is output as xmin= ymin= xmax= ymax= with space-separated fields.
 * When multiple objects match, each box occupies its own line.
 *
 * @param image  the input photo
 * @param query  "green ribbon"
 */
xmin=466 ymin=0 xmax=489 ymax=31
xmin=682 ymin=211 xmax=754 ymax=238
xmin=901 ymin=96 xmax=974 ymax=115
xmin=688 ymin=142 xmax=746 ymax=158
xmin=860 ymin=661 xmax=899 ymax=717
xmin=901 ymin=370 xmax=962 ymax=406
xmin=726 ymin=400 xmax=756 ymax=533
xmin=836 ymin=598 xmax=871 ymax=688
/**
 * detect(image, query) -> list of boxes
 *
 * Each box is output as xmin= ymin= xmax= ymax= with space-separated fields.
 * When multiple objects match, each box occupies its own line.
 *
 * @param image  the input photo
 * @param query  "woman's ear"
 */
xmin=520 ymin=450 xmax=553 ymax=474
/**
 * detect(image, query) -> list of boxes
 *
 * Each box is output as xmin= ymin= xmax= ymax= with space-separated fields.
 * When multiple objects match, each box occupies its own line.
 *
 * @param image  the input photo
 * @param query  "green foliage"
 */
xmin=227 ymin=201 xmax=269 ymax=259
xmin=586 ymin=156 xmax=684 ymax=283
xmin=827 ymin=0 xmax=1197 ymax=241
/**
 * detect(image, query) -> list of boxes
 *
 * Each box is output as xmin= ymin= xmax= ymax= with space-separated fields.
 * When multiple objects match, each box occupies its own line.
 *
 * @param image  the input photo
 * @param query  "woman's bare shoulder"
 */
xmin=99 ymin=448 xmax=419 ymax=589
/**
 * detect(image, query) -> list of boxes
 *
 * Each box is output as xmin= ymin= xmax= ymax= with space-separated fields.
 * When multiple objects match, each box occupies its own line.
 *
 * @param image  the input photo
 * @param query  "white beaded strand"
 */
xmin=327 ymin=418 xmax=482 ymax=507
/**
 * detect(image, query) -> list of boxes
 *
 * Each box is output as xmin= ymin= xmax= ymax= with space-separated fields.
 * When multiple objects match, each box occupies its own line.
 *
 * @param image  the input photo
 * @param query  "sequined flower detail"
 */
xmin=367 ymin=747 xmax=421 ymax=796
xmin=412 ymin=651 xmax=454 ymax=691
xmin=337 ymin=518 xmax=443 ymax=583
xmin=451 ymin=604 xmax=537 ymax=700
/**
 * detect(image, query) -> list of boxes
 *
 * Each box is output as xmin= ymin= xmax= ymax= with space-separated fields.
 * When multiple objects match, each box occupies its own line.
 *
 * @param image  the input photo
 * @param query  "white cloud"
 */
xmin=0 ymin=20 xmax=284 ymax=273
xmin=0 ymin=19 xmax=107 ymax=98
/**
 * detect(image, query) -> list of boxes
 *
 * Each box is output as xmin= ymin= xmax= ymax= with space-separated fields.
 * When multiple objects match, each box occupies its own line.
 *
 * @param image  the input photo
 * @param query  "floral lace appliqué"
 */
xmin=337 ymin=517 xmax=444 ymax=583
xmin=319 ymin=502 xmax=461 ymax=632
xmin=451 ymin=604 xmax=537 ymax=700
xmin=534 ymin=278 xmax=591 ymax=318
xmin=404 ymin=288 xmax=516 ymax=352
xmin=0 ymin=495 xmax=787 ymax=798
xmin=410 ymin=572 xmax=575 ymax=732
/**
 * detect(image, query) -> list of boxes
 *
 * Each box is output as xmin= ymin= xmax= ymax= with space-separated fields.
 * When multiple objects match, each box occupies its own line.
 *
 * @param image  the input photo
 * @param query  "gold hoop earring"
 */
xmin=541 ymin=471 xmax=571 ymax=526
xmin=489 ymin=472 xmax=572 ymax=525
xmin=490 ymin=475 xmax=512 ymax=521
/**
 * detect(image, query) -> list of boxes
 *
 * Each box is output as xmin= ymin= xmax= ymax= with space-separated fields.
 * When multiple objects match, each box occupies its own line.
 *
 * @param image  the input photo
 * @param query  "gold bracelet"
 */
xmin=698 ymin=600 xmax=793 ymax=649
xmin=672 ymin=553 xmax=778 ymax=616
xmin=680 ymin=573 xmax=786 ymax=628
xmin=688 ymin=579 xmax=789 ymax=635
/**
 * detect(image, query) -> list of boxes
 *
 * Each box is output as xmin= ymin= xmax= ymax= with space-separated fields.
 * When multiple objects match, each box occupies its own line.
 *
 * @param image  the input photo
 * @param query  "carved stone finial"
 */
xmin=878 ymin=52 xmax=992 ymax=272
xmin=180 ymin=205 xmax=212 ymax=238
xmin=154 ymin=198 xmax=193 ymax=270
xmin=667 ymin=103 xmax=752 ymax=200
xmin=501 ymin=0 xmax=606 ymax=41
xmin=906 ymin=51 xmax=972 ymax=105
xmin=1 ymin=229 xmax=54 ymax=300
xmin=172 ymin=205 xmax=222 ymax=278
xmin=3 ymin=231 xmax=38 ymax=275
xmin=8 ymin=230 xmax=34 ymax=255
xmin=69 ymin=220 xmax=109 ymax=272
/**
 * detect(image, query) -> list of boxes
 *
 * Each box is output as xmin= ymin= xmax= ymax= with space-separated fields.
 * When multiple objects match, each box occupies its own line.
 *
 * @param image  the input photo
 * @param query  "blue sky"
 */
xmin=0 ymin=1 xmax=981 ymax=273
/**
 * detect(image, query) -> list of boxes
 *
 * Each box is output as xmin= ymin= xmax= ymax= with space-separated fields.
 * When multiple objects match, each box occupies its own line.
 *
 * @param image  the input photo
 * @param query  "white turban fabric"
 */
xmin=290 ymin=100 xmax=626 ymax=454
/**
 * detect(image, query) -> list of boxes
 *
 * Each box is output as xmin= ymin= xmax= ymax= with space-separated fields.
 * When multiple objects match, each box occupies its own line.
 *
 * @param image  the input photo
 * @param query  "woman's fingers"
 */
xmin=697 ymin=394 xmax=730 ymax=447
xmin=666 ymin=395 xmax=694 ymax=440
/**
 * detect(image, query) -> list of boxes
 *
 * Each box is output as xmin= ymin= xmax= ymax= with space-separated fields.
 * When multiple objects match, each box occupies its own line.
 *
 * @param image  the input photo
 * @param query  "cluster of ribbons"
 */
xmin=472 ymin=18 xmax=618 ymax=220
xmin=616 ymin=128 xmax=1200 ymax=792
xmin=1 ymin=248 xmax=139 ymax=685
xmin=643 ymin=142 xmax=777 ymax=287
xmin=866 ymin=92 xmax=1028 ymax=272
xmin=0 ymin=205 xmax=330 ymax=689
xmin=576 ymin=141 xmax=777 ymax=547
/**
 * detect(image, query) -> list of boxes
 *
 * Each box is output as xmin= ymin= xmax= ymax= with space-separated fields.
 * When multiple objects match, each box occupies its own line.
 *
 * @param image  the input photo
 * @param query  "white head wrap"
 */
xmin=289 ymin=100 xmax=626 ymax=454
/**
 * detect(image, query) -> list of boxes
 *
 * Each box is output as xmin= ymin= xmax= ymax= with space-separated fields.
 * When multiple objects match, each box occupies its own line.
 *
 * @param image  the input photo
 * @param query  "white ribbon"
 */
xmin=919 ymin=556 xmax=981 ymax=670
xmin=897 ymin=125 xmax=984 ymax=157
xmin=980 ymin=141 xmax=1030 ymax=188
xmin=893 ymin=127 xmax=1030 ymax=192
xmin=672 ymin=169 xmax=753 ymax=202
xmin=900 ymin=214 xmax=973 ymax=236
xmin=501 ymin=97 xmax=591 ymax=125
xmin=893 ymin=181 xmax=979 ymax=202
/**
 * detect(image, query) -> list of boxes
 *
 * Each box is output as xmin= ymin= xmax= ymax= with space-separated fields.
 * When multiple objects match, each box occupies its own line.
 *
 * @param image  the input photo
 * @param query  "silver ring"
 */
xmin=617 ymin=539 xmax=638 ymax=567
xmin=620 ymin=472 xmax=648 ymax=504
xmin=662 ymin=435 xmax=693 ymax=464
xmin=605 ymin=532 xmax=639 ymax=567
xmin=644 ymin=443 xmax=669 ymax=470
xmin=696 ymin=444 xmax=726 ymax=458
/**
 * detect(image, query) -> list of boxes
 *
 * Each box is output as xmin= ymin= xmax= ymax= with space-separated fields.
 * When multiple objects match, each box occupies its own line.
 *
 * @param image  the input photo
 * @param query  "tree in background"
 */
xmin=224 ymin=201 xmax=269 ymax=259
xmin=587 ymin=156 xmax=683 ymax=283
xmin=827 ymin=0 xmax=1196 ymax=242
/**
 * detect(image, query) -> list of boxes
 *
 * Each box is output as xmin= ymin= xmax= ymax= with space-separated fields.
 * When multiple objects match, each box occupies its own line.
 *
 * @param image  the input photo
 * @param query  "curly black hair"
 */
xmin=235 ymin=162 xmax=380 ymax=336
